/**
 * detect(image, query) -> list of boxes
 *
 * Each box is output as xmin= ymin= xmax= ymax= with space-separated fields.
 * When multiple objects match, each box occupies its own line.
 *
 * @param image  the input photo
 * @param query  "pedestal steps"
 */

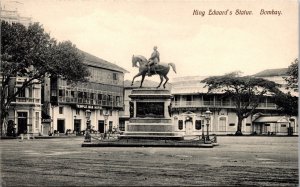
xmin=127 ymin=123 xmax=173 ymax=132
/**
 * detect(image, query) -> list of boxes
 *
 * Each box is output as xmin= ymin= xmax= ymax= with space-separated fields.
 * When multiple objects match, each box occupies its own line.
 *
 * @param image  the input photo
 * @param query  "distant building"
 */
xmin=0 ymin=6 xmax=32 ymax=27
xmin=252 ymin=115 xmax=292 ymax=135
xmin=1 ymin=6 xmax=37 ymax=136
xmin=4 ymin=77 xmax=42 ymax=136
xmin=252 ymin=68 xmax=298 ymax=135
xmin=170 ymin=76 xmax=280 ymax=136
xmin=170 ymin=69 xmax=298 ymax=136
xmin=3 ymin=49 xmax=127 ymax=136
xmin=42 ymin=51 xmax=128 ymax=135
xmin=253 ymin=68 xmax=297 ymax=95
xmin=1 ymin=6 xmax=128 ymax=136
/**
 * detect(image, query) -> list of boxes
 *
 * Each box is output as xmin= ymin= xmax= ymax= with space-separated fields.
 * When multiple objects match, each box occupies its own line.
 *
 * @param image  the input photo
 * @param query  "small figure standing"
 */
xmin=147 ymin=46 xmax=160 ymax=76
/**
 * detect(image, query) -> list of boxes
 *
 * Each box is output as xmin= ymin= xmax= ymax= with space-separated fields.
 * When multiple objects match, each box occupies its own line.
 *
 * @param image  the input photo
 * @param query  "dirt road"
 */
xmin=0 ymin=136 xmax=298 ymax=186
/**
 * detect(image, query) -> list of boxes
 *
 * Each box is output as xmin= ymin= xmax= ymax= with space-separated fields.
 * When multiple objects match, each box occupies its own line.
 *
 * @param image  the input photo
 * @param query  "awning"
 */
xmin=253 ymin=116 xmax=288 ymax=123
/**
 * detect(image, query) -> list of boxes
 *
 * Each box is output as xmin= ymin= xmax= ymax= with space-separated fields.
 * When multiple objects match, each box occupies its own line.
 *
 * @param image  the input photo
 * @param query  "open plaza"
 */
xmin=0 ymin=136 xmax=298 ymax=186
xmin=0 ymin=1 xmax=298 ymax=187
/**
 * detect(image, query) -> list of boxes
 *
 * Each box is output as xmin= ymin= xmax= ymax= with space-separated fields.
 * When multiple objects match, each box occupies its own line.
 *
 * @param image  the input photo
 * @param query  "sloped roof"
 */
xmin=171 ymin=76 xmax=221 ymax=94
xmin=79 ymin=50 xmax=129 ymax=73
xmin=170 ymin=75 xmax=298 ymax=96
xmin=253 ymin=68 xmax=288 ymax=77
xmin=171 ymin=83 xmax=209 ymax=94
xmin=253 ymin=116 xmax=288 ymax=123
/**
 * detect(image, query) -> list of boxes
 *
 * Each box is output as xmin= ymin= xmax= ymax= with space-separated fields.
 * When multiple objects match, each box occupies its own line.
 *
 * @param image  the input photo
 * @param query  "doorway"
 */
xmin=185 ymin=117 xmax=193 ymax=135
xmin=74 ymin=119 xmax=81 ymax=134
xmin=98 ymin=120 xmax=104 ymax=133
xmin=57 ymin=119 xmax=65 ymax=133
xmin=17 ymin=112 xmax=28 ymax=135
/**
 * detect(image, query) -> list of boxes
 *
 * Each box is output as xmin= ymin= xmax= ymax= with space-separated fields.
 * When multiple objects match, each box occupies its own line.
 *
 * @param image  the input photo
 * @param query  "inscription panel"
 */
xmin=136 ymin=102 xmax=164 ymax=118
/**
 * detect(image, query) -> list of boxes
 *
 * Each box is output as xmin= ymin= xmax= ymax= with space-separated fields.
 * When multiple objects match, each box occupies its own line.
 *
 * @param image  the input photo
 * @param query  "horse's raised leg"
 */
xmin=131 ymin=72 xmax=142 ymax=86
xmin=140 ymin=74 xmax=146 ymax=88
xmin=157 ymin=75 xmax=163 ymax=88
xmin=163 ymin=75 xmax=169 ymax=89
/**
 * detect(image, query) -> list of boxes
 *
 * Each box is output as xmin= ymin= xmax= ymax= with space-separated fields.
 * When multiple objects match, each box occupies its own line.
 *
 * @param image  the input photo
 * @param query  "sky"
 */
xmin=3 ymin=0 xmax=298 ymax=82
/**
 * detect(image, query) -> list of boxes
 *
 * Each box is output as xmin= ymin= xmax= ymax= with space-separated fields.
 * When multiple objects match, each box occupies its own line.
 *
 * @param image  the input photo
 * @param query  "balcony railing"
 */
xmin=173 ymin=100 xmax=277 ymax=109
xmin=13 ymin=97 xmax=41 ymax=104
xmin=58 ymin=96 xmax=123 ymax=108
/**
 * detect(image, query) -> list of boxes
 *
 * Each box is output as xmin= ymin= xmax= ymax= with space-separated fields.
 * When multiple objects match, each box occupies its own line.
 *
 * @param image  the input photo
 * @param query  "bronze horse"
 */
xmin=131 ymin=55 xmax=176 ymax=88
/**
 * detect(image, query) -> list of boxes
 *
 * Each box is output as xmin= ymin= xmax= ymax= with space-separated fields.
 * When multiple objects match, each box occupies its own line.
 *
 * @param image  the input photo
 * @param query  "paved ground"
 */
xmin=0 ymin=136 xmax=298 ymax=186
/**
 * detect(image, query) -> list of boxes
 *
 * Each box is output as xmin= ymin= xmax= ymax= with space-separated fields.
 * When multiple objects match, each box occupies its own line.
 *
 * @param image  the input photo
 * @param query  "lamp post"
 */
xmin=204 ymin=109 xmax=212 ymax=142
xmin=200 ymin=114 xmax=205 ymax=140
xmin=51 ymin=105 xmax=55 ymax=135
xmin=104 ymin=111 xmax=109 ymax=139
xmin=73 ymin=115 xmax=76 ymax=134
xmin=84 ymin=110 xmax=91 ymax=142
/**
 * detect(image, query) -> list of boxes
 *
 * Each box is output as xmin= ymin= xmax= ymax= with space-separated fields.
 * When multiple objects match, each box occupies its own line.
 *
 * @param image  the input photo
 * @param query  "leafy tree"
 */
xmin=284 ymin=58 xmax=298 ymax=92
xmin=273 ymin=59 xmax=299 ymax=118
xmin=0 ymin=21 xmax=90 ymax=135
xmin=201 ymin=72 xmax=280 ymax=135
xmin=274 ymin=91 xmax=298 ymax=116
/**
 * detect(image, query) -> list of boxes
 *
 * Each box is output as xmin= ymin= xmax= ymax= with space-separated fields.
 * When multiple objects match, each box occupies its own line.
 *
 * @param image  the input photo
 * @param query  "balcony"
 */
xmin=58 ymin=97 xmax=77 ymax=103
xmin=173 ymin=100 xmax=277 ymax=109
xmin=257 ymin=102 xmax=277 ymax=109
xmin=57 ymin=96 xmax=123 ymax=108
xmin=13 ymin=97 xmax=41 ymax=104
xmin=173 ymin=100 xmax=230 ymax=108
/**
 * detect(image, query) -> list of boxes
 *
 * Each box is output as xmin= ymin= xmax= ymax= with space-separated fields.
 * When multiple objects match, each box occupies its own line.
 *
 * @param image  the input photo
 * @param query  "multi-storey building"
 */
xmin=252 ymin=68 xmax=298 ymax=135
xmin=171 ymin=69 xmax=298 ymax=136
xmin=0 ymin=6 xmax=31 ymax=27
xmin=1 ymin=6 xmax=128 ymax=136
xmin=42 ymin=51 xmax=128 ymax=135
xmin=1 ymin=6 xmax=37 ymax=136
xmin=4 ymin=78 xmax=42 ymax=136
xmin=170 ymin=76 xmax=280 ymax=136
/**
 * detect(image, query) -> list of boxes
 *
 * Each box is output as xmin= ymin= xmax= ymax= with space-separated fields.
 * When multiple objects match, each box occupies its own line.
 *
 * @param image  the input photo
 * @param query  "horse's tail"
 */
xmin=168 ymin=63 xmax=177 ymax=73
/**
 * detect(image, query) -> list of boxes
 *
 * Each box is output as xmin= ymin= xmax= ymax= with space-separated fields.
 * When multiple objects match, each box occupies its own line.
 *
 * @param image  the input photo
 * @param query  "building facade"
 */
xmin=0 ymin=5 xmax=32 ymax=27
xmin=42 ymin=51 xmax=128 ymax=135
xmin=170 ymin=76 xmax=280 ymax=136
xmin=1 ymin=7 xmax=128 ymax=136
xmin=1 ymin=6 xmax=37 ymax=136
xmin=5 ymin=77 xmax=42 ymax=135
xmin=252 ymin=68 xmax=298 ymax=135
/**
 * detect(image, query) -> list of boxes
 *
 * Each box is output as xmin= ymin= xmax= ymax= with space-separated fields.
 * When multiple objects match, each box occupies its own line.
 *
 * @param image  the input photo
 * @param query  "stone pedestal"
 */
xmin=119 ymin=88 xmax=183 ymax=140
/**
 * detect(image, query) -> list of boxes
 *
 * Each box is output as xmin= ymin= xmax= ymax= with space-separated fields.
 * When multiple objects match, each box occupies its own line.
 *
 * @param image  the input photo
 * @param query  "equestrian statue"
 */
xmin=131 ymin=46 xmax=176 ymax=89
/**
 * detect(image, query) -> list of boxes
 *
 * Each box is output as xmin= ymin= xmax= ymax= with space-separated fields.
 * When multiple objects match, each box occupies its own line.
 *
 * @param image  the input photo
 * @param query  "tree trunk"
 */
xmin=235 ymin=117 xmax=243 ymax=136
xmin=0 ymin=109 xmax=7 ymax=137
xmin=0 ymin=86 xmax=3 ymax=136
xmin=0 ymin=112 xmax=2 ymax=137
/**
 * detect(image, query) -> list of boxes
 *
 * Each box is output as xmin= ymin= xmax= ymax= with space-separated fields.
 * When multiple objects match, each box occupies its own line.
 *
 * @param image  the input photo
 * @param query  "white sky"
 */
xmin=3 ymin=0 xmax=298 ymax=82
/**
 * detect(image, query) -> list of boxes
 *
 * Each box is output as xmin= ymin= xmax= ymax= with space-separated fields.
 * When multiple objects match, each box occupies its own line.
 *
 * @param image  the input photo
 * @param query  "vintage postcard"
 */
xmin=1 ymin=0 xmax=298 ymax=186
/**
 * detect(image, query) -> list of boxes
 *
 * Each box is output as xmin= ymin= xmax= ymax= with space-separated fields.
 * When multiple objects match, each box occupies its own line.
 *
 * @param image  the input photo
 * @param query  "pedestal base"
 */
xmin=82 ymin=138 xmax=213 ymax=147
xmin=123 ymin=117 xmax=183 ymax=140
xmin=119 ymin=134 xmax=183 ymax=140
xmin=125 ymin=88 xmax=181 ymax=140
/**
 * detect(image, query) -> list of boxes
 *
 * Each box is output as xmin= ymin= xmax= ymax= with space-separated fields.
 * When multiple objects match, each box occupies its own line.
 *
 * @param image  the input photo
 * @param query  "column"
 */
xmin=133 ymin=101 xmax=136 ymax=118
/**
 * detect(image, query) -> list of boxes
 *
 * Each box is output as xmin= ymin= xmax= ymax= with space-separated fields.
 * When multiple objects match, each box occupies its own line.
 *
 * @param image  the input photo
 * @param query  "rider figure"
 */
xmin=147 ymin=46 xmax=160 ymax=76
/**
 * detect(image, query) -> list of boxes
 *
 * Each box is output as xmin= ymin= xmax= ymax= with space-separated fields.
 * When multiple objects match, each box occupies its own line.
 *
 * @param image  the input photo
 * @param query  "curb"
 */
xmin=81 ymin=139 xmax=215 ymax=148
